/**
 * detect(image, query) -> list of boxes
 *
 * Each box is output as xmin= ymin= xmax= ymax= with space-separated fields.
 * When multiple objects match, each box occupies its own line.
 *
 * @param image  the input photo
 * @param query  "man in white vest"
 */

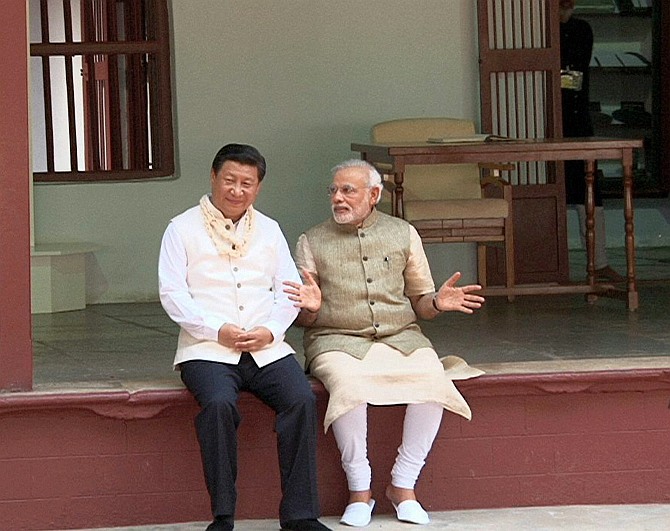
xmin=159 ymin=144 xmax=330 ymax=531
xmin=284 ymin=159 xmax=484 ymax=527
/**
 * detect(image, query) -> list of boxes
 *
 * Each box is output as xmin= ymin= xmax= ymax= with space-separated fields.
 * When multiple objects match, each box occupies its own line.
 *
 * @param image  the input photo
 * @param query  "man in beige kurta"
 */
xmin=283 ymin=160 xmax=485 ymax=527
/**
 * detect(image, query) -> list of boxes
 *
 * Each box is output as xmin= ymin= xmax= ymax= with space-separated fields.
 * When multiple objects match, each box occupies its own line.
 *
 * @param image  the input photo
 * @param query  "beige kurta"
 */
xmin=311 ymin=345 xmax=483 ymax=431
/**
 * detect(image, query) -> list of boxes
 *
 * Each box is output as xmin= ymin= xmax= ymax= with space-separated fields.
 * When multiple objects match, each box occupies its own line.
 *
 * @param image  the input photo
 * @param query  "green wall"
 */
xmin=32 ymin=1 xmax=480 ymax=303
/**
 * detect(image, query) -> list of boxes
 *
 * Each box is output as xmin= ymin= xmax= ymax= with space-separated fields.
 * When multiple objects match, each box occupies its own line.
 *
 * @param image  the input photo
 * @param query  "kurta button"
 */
xmin=237 ymin=283 xmax=241 ymax=288
xmin=367 ymin=278 xmax=372 ymax=283
xmin=225 ymin=225 xmax=231 ymax=230
xmin=374 ymin=323 xmax=379 ymax=328
xmin=360 ymin=232 xmax=366 ymax=237
xmin=233 ymin=267 xmax=238 ymax=272
xmin=239 ymin=305 xmax=244 ymax=311
xmin=363 ymin=256 xmax=368 ymax=261
xmin=370 ymin=300 xmax=375 ymax=305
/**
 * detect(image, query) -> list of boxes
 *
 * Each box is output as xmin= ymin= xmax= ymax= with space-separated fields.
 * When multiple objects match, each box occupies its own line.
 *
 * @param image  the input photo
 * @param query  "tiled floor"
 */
xmin=31 ymin=248 xmax=670 ymax=390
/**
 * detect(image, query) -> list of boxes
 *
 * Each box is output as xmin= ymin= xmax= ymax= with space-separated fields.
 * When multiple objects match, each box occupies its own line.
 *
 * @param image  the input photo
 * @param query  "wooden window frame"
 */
xmin=30 ymin=0 xmax=174 ymax=182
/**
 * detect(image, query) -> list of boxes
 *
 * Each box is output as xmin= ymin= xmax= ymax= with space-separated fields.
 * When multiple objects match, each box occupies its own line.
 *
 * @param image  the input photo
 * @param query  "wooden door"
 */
xmin=658 ymin=1 xmax=670 ymax=194
xmin=477 ymin=0 xmax=570 ymax=285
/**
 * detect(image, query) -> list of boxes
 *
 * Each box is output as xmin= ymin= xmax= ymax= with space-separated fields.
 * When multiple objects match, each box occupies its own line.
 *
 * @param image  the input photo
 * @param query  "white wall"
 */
xmin=32 ymin=0 xmax=480 ymax=303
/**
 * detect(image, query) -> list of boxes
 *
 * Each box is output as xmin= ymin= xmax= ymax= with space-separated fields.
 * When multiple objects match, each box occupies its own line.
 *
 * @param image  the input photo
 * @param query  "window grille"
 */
xmin=30 ymin=0 xmax=174 ymax=182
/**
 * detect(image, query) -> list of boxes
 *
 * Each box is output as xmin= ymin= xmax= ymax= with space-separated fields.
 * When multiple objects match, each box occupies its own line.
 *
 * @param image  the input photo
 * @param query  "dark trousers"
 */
xmin=180 ymin=355 xmax=320 ymax=524
xmin=565 ymin=159 xmax=603 ymax=207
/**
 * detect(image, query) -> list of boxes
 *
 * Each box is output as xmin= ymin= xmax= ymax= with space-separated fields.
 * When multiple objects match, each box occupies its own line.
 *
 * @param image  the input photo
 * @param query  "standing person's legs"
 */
xmin=249 ymin=355 xmax=321 ymax=524
xmin=566 ymin=159 xmax=622 ymax=280
xmin=576 ymin=204 xmax=609 ymax=270
xmin=180 ymin=360 xmax=243 ymax=529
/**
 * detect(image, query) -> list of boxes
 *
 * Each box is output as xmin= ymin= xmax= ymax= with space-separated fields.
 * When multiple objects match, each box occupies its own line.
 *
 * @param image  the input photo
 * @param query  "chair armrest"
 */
xmin=372 ymin=163 xmax=396 ymax=193
xmin=479 ymin=162 xmax=515 ymax=189
xmin=479 ymin=163 xmax=515 ymax=202
xmin=374 ymin=162 xmax=394 ymax=173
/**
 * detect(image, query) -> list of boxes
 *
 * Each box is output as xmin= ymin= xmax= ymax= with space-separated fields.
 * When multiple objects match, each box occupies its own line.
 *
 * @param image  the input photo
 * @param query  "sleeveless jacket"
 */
xmin=302 ymin=210 xmax=432 ymax=365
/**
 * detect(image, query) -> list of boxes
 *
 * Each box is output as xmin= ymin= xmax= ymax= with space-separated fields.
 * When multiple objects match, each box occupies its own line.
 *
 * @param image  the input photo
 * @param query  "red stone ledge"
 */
xmin=2 ymin=368 xmax=670 ymax=529
xmin=2 ymin=367 xmax=670 ymax=419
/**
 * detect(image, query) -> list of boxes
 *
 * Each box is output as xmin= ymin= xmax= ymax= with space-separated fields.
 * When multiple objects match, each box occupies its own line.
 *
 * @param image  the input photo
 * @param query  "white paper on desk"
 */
xmin=427 ymin=134 xmax=509 ymax=144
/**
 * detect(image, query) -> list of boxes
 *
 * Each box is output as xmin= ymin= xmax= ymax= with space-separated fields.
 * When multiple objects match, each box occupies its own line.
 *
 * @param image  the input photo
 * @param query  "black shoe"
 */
xmin=206 ymin=515 xmax=234 ymax=531
xmin=280 ymin=518 xmax=331 ymax=531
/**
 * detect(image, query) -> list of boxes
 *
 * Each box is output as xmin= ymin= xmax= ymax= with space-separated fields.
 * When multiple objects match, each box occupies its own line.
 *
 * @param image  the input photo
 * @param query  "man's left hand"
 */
xmin=434 ymin=272 xmax=485 ymax=314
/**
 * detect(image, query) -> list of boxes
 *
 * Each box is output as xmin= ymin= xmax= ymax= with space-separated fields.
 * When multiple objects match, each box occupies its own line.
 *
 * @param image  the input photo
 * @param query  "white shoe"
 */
xmin=392 ymin=499 xmax=430 ymax=525
xmin=340 ymin=499 xmax=375 ymax=527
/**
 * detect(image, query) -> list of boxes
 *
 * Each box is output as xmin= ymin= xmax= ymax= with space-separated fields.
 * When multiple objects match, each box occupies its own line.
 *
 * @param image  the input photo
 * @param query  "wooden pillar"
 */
xmin=0 ymin=0 xmax=33 ymax=390
xmin=658 ymin=1 xmax=670 ymax=194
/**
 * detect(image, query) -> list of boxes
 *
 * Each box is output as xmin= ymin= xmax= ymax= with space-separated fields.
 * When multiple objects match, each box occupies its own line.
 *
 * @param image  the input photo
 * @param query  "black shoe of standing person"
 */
xmin=281 ymin=518 xmax=332 ymax=531
xmin=206 ymin=515 xmax=234 ymax=531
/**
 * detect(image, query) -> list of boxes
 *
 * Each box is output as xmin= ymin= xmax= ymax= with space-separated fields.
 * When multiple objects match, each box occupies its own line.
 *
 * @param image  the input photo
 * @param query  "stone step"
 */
xmin=72 ymin=503 xmax=670 ymax=530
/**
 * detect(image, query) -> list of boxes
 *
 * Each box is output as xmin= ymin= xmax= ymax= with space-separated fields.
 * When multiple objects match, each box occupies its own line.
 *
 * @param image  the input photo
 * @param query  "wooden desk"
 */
xmin=351 ymin=137 xmax=643 ymax=310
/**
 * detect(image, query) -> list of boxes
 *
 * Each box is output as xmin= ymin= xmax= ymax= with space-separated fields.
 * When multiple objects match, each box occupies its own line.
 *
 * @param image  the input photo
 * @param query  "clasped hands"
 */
xmin=217 ymin=324 xmax=273 ymax=351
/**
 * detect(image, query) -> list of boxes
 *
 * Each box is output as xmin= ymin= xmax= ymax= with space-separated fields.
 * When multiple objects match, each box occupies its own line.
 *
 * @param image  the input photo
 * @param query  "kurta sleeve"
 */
xmin=263 ymin=226 xmax=301 ymax=344
xmin=403 ymin=224 xmax=436 ymax=297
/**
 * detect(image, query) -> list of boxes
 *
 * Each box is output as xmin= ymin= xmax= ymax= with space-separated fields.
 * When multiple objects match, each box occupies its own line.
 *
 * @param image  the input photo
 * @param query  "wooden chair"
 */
xmin=371 ymin=117 xmax=515 ymax=297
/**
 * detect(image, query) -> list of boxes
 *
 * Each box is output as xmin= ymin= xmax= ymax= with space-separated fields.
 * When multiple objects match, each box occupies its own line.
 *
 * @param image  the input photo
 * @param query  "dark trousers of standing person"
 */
xmin=180 ymin=355 xmax=321 ymax=526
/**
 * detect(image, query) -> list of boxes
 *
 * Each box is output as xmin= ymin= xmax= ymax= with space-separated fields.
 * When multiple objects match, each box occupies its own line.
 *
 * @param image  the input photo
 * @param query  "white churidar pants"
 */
xmin=331 ymin=402 xmax=444 ymax=492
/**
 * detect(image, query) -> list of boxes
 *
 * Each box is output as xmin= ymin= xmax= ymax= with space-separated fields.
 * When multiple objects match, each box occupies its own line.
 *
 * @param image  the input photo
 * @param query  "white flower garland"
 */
xmin=199 ymin=194 xmax=255 ymax=258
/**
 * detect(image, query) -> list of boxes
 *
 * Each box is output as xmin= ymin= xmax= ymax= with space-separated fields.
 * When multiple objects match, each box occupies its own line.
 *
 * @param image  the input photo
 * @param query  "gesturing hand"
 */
xmin=283 ymin=269 xmax=322 ymax=313
xmin=434 ymin=272 xmax=485 ymax=314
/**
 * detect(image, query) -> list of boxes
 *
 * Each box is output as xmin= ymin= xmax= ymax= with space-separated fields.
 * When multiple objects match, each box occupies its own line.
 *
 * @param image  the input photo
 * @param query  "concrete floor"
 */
xmin=70 ymin=504 xmax=670 ymax=530
xmin=32 ymin=247 xmax=670 ymax=389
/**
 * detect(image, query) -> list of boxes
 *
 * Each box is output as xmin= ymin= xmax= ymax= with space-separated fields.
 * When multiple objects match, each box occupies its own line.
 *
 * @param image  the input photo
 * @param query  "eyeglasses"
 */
xmin=327 ymin=184 xmax=370 ymax=197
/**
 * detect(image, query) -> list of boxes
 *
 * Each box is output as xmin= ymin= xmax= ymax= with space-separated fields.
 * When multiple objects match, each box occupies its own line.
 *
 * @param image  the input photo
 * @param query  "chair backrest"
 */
xmin=371 ymin=118 xmax=482 ymax=200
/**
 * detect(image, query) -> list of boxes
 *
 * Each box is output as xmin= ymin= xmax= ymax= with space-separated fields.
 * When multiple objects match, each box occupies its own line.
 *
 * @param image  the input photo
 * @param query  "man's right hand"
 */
xmin=283 ymin=268 xmax=322 ymax=313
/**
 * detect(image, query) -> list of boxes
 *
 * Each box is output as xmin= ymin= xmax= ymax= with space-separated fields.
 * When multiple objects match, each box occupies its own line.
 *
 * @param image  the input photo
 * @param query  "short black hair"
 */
xmin=211 ymin=144 xmax=267 ymax=181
